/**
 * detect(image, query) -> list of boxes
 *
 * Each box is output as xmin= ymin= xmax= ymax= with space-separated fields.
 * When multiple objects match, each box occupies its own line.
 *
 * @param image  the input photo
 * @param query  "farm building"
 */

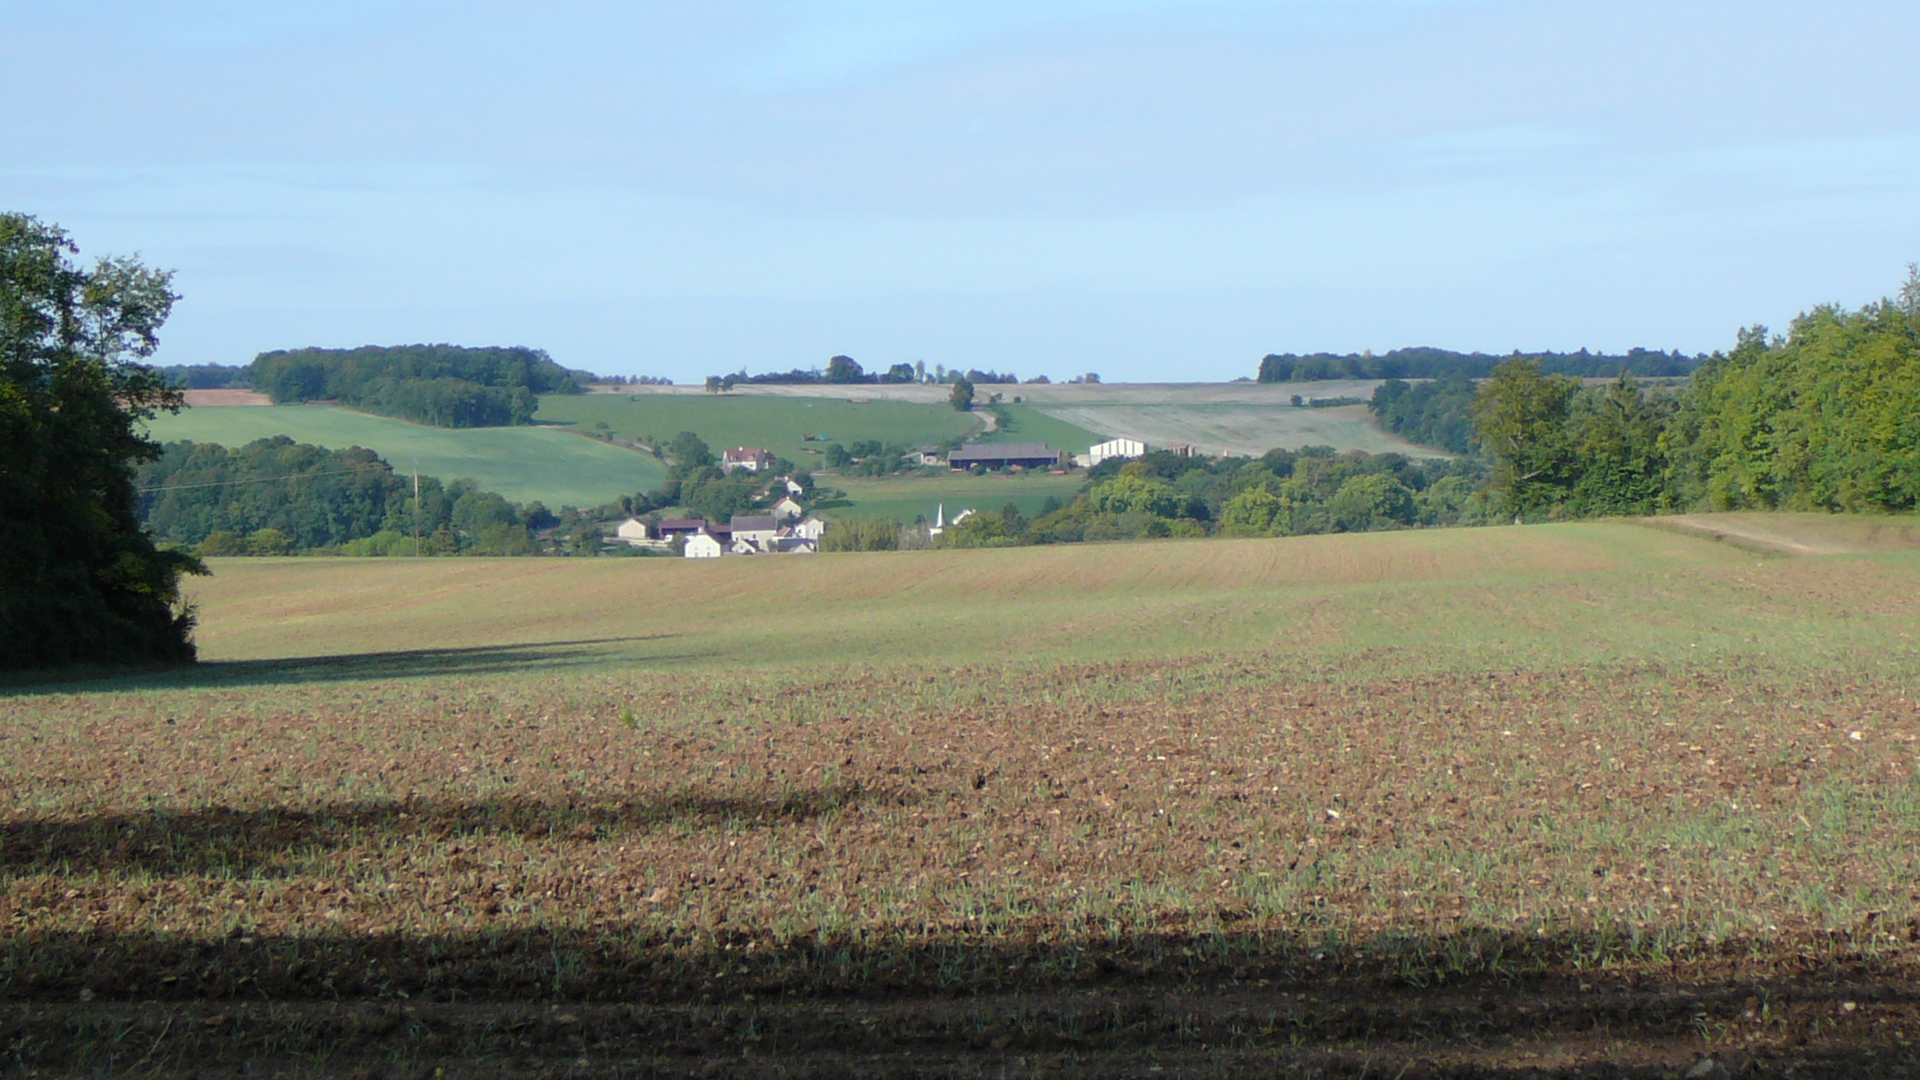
xmin=655 ymin=517 xmax=707 ymax=540
xmin=770 ymin=495 xmax=805 ymax=521
xmin=1086 ymin=437 xmax=1146 ymax=467
xmin=683 ymin=533 xmax=724 ymax=559
xmin=614 ymin=517 xmax=652 ymax=544
xmin=723 ymin=447 xmax=773 ymax=473
xmin=948 ymin=443 xmax=1062 ymax=471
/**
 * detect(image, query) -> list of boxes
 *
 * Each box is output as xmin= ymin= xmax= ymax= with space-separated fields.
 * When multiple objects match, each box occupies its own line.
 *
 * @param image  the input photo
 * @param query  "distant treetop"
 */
xmin=1257 ymin=346 xmax=1701 ymax=383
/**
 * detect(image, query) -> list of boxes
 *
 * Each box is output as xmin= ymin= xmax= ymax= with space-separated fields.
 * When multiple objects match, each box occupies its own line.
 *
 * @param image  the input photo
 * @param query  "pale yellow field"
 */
xmin=162 ymin=517 xmax=1920 ymax=686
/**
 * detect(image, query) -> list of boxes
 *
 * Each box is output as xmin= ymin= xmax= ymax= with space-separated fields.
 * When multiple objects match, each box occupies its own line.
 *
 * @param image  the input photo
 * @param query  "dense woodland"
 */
xmin=1259 ymin=345 xmax=1700 ymax=383
xmin=155 ymin=362 xmax=252 ymax=389
xmin=137 ymin=437 xmax=553 ymax=556
xmin=249 ymin=344 xmax=587 ymax=427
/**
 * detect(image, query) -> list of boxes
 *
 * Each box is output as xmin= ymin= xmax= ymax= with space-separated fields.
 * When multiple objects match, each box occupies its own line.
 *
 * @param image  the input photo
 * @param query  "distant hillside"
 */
xmin=1258 ymin=346 xmax=1701 ymax=383
xmin=250 ymin=344 xmax=591 ymax=427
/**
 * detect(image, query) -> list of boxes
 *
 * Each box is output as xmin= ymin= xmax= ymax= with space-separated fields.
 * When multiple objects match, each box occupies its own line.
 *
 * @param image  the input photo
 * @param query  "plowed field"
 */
xmin=6 ymin=518 xmax=1920 ymax=1076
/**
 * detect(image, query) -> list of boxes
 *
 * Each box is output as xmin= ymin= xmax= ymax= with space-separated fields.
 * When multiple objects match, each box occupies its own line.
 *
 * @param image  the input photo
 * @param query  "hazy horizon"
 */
xmin=7 ymin=1 xmax=1918 ymax=382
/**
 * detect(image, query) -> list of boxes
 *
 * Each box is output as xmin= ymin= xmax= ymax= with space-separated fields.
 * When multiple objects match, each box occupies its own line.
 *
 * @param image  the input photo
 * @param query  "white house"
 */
xmin=730 ymin=536 xmax=764 ymax=555
xmin=792 ymin=515 xmax=827 ymax=541
xmin=614 ymin=517 xmax=652 ymax=546
xmin=722 ymin=447 xmax=772 ymax=473
xmin=730 ymin=513 xmax=780 ymax=549
xmin=1086 ymin=437 xmax=1147 ymax=467
xmin=783 ymin=477 xmax=805 ymax=496
xmin=683 ymin=533 xmax=724 ymax=559
xmin=770 ymin=496 xmax=805 ymax=521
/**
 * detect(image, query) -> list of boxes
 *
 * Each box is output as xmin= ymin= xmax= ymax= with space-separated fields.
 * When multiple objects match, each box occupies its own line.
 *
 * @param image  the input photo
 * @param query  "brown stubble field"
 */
xmin=4 ymin=518 xmax=1920 ymax=1077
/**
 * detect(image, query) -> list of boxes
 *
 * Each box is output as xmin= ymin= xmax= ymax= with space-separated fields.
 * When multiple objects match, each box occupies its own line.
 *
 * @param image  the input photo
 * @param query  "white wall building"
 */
xmin=793 ymin=515 xmax=827 ymax=541
xmin=614 ymin=518 xmax=652 ymax=546
xmin=683 ymin=533 xmax=724 ymax=559
xmin=1086 ymin=437 xmax=1147 ymax=467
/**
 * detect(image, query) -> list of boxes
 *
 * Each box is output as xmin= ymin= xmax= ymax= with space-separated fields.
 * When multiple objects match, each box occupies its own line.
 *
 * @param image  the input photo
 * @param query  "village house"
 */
xmin=770 ymin=495 xmax=805 ymax=521
xmin=791 ymin=514 xmax=827 ymax=541
xmin=614 ymin=517 xmax=652 ymax=545
xmin=722 ymin=447 xmax=773 ymax=473
xmin=729 ymin=514 xmax=779 ymax=550
xmin=683 ymin=532 xmax=724 ymax=559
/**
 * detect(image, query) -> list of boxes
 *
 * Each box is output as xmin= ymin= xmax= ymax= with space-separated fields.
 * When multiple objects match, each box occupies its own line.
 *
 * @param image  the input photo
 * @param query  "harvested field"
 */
xmin=6 ymin=517 xmax=1920 ymax=1076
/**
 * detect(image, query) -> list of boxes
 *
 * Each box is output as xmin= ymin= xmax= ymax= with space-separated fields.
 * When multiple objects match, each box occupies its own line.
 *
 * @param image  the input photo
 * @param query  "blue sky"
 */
xmin=5 ymin=0 xmax=1918 ymax=381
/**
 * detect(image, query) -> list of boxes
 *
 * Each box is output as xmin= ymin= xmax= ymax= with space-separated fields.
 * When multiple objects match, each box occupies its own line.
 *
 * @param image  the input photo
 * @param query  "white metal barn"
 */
xmin=1086 ymin=437 xmax=1146 ymax=467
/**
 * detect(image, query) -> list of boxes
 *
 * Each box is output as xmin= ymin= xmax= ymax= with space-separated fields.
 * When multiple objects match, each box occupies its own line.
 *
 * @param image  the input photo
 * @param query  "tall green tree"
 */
xmin=0 ymin=213 xmax=204 ymax=667
xmin=1470 ymin=359 xmax=1580 ymax=518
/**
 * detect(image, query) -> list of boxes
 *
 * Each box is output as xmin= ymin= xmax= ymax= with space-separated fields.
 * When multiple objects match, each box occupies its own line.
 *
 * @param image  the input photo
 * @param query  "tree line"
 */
xmin=1471 ymin=282 xmax=1920 ymax=518
xmin=136 ymin=437 xmax=555 ymax=556
xmin=705 ymin=356 xmax=1024 ymax=392
xmin=249 ymin=344 xmax=587 ymax=427
xmin=1259 ymin=345 xmax=1700 ymax=383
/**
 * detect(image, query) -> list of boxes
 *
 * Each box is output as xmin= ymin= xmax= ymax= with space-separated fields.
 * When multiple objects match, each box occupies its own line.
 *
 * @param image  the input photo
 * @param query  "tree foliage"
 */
xmin=1259 ymin=345 xmax=1699 ymax=383
xmin=250 ymin=344 xmax=583 ymax=427
xmin=135 ymin=436 xmax=540 ymax=555
xmin=1669 ymin=303 xmax=1920 ymax=512
xmin=0 ymin=213 xmax=204 ymax=668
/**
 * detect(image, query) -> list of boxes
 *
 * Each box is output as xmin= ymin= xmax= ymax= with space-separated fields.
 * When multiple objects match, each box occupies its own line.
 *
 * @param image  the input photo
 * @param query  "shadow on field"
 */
xmin=3 ymin=922 xmax=1917 ymax=1076
xmin=0 ymin=636 xmax=685 ymax=695
xmin=0 ymin=788 xmax=889 ymax=877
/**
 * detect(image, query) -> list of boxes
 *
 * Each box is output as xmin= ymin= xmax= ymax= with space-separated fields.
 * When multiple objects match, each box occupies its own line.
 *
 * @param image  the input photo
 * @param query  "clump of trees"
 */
xmin=1 ymin=213 xmax=204 ymax=667
xmin=136 ymin=436 xmax=551 ymax=555
xmin=1461 ymin=274 xmax=1920 ymax=519
xmin=250 ymin=344 xmax=586 ymax=427
xmin=926 ymin=447 xmax=1489 ymax=549
xmin=705 ymin=358 xmax=1020 ymax=391
xmin=1259 ymin=346 xmax=1700 ymax=383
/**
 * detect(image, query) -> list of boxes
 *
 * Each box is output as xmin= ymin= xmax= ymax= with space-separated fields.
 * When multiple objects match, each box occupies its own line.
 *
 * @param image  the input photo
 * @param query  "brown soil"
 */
xmin=182 ymin=388 xmax=274 ymax=406
xmin=5 ymin=659 xmax=1919 ymax=1075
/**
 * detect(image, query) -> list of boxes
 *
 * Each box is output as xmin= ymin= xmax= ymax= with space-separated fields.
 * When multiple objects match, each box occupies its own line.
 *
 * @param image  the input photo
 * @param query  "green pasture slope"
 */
xmin=978 ymin=402 xmax=1105 ymax=450
xmin=144 ymin=405 xmax=665 ymax=508
xmin=825 ymin=471 xmax=1085 ymax=524
xmin=535 ymin=393 xmax=980 ymax=464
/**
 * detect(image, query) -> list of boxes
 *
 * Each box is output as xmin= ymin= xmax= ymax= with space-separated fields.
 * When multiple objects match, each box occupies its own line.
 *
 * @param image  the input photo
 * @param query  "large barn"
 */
xmin=947 ymin=443 xmax=1063 ymax=471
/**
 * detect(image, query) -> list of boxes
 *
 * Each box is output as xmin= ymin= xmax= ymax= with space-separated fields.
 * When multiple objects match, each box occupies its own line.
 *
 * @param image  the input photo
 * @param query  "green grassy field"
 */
xmin=822 ymin=470 xmax=1086 ymax=524
xmin=144 ymin=405 xmax=665 ymax=508
xmin=129 ymin=514 xmax=1917 ymax=674
xmin=534 ymin=392 xmax=987 ymax=464
xmin=11 ymin=515 xmax=1920 ymax=1076
xmin=976 ymin=401 xmax=1105 ymax=450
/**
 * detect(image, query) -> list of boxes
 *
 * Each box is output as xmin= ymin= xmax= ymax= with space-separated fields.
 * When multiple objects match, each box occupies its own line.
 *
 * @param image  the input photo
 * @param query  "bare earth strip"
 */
xmin=181 ymin=388 xmax=273 ymax=406
xmin=1643 ymin=512 xmax=1920 ymax=556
